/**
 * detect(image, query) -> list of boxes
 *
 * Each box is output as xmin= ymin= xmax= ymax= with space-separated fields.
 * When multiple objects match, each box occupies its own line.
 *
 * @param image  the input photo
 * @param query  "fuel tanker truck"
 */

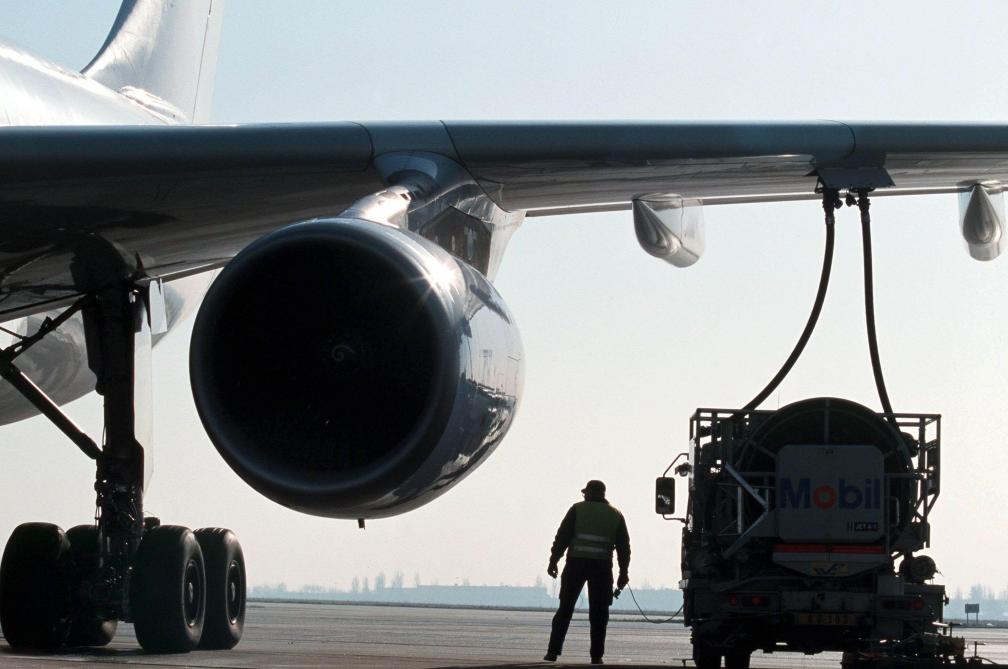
xmin=656 ymin=397 xmax=968 ymax=669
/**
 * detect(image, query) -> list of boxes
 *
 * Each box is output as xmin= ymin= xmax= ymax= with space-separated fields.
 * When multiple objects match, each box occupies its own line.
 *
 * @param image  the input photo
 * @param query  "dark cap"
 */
xmin=581 ymin=480 xmax=606 ymax=497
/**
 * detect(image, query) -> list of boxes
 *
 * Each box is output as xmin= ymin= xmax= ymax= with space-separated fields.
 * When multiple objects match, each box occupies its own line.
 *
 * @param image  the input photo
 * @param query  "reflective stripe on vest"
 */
xmin=576 ymin=533 xmax=612 ymax=543
xmin=568 ymin=501 xmax=622 ymax=560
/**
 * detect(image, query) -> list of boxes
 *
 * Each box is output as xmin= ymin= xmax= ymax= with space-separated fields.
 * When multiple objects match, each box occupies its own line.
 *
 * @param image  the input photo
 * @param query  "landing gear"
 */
xmin=0 ymin=281 xmax=245 ymax=653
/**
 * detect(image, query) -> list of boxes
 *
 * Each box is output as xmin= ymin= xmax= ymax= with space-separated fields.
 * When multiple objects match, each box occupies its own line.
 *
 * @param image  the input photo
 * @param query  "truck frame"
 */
xmin=665 ymin=397 xmax=968 ymax=669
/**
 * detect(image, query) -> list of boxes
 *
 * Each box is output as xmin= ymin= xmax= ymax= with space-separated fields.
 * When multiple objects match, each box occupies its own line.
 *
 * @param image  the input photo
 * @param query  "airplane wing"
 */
xmin=3 ymin=120 xmax=1008 ymax=319
xmin=446 ymin=121 xmax=1008 ymax=212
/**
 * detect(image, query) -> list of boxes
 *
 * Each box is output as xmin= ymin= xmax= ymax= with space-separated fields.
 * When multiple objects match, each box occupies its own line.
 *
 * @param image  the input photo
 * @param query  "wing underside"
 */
xmin=1 ymin=120 xmax=1008 ymax=317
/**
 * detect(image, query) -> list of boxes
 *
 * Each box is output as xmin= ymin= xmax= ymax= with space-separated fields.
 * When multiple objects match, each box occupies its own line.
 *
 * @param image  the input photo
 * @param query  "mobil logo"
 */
xmin=779 ymin=477 xmax=882 ymax=510
xmin=776 ymin=446 xmax=885 ymax=542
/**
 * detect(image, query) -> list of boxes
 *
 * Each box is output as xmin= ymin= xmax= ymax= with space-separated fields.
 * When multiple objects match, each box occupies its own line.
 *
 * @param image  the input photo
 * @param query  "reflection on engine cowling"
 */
xmin=189 ymin=217 xmax=523 ymax=519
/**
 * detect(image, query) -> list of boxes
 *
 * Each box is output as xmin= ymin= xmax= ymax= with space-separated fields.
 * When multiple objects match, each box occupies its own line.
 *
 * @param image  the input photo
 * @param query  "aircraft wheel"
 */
xmin=0 ymin=522 xmax=72 ymax=649
xmin=194 ymin=528 xmax=245 ymax=649
xmin=693 ymin=642 xmax=722 ymax=669
xmin=64 ymin=525 xmax=117 ymax=646
xmin=131 ymin=525 xmax=205 ymax=653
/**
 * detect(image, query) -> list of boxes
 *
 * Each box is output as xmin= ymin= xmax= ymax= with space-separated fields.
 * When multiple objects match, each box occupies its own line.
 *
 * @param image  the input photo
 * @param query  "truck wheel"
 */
xmin=841 ymin=651 xmax=868 ymax=668
xmin=725 ymin=648 xmax=751 ymax=669
xmin=693 ymin=643 xmax=722 ymax=669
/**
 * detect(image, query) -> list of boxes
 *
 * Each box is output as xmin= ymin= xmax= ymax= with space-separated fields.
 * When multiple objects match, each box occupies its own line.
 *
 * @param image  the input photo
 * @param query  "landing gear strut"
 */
xmin=0 ymin=281 xmax=245 ymax=653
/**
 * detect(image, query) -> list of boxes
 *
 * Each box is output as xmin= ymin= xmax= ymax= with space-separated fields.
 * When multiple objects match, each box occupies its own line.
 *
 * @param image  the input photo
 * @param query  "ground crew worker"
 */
xmin=543 ymin=479 xmax=630 ymax=665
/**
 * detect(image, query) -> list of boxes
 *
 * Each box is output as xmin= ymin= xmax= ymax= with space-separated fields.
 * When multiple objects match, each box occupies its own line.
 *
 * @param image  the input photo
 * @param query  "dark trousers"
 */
xmin=547 ymin=557 xmax=613 ymax=659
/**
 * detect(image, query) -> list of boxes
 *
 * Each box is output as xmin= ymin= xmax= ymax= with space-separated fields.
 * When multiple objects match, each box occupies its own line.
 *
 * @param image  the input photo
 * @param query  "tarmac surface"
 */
xmin=0 ymin=602 xmax=1006 ymax=668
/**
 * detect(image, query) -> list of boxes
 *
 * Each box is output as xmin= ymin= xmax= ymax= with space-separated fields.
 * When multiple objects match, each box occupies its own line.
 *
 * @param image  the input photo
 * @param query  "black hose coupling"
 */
xmin=856 ymin=188 xmax=873 ymax=223
xmin=821 ymin=188 xmax=842 ymax=226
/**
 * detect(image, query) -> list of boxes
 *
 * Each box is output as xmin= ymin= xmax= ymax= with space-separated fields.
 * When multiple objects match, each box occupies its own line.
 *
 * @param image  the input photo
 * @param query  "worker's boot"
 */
xmin=543 ymin=651 xmax=558 ymax=661
xmin=591 ymin=657 xmax=604 ymax=665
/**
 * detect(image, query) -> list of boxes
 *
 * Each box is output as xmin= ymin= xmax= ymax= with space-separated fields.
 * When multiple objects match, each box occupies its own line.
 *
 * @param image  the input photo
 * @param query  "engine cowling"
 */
xmin=189 ymin=217 xmax=523 ymax=519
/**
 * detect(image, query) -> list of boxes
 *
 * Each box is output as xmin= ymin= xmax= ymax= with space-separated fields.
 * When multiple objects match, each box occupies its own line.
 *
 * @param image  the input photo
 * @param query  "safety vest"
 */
xmin=568 ymin=500 xmax=622 ymax=560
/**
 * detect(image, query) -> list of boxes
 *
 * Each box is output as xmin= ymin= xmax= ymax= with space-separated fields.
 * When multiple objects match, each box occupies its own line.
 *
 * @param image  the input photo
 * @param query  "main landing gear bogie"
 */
xmin=0 ymin=521 xmax=246 ymax=653
xmin=0 ymin=283 xmax=247 ymax=654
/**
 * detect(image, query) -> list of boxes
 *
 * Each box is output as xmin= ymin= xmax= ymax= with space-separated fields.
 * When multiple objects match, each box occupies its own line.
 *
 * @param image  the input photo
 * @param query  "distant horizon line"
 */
xmin=249 ymin=580 xmax=1008 ymax=601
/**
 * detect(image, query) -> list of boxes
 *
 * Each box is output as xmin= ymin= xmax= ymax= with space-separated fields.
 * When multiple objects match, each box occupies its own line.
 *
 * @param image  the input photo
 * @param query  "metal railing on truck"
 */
xmin=686 ymin=407 xmax=940 ymax=558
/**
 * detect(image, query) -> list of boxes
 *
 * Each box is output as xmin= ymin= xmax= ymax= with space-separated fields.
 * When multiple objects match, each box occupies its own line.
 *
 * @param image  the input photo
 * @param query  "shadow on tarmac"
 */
xmin=434 ymin=665 xmax=677 ymax=668
xmin=0 ymin=646 xmax=146 ymax=658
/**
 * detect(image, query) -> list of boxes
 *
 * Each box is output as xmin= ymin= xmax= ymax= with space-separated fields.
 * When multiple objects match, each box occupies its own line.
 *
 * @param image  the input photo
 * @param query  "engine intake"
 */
xmin=190 ymin=218 xmax=523 ymax=518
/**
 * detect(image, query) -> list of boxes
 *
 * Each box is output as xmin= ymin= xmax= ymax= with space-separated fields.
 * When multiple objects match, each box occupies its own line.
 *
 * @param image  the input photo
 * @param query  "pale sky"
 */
xmin=1 ymin=1 xmax=1007 ymax=593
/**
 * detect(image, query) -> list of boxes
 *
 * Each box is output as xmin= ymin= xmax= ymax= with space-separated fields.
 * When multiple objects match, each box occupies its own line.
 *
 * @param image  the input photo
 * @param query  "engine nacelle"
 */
xmin=190 ymin=217 xmax=523 ymax=519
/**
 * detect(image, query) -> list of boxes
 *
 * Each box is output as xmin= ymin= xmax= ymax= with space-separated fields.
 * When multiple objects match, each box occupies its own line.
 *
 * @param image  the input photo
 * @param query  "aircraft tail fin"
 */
xmin=83 ymin=0 xmax=224 ymax=123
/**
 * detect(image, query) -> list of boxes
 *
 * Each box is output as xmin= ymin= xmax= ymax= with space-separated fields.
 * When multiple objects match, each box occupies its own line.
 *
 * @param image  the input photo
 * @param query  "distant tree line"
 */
xmin=250 ymin=571 xmax=683 ymax=613
xmin=250 ymin=577 xmax=1008 ymax=619
xmin=946 ymin=584 xmax=1008 ymax=620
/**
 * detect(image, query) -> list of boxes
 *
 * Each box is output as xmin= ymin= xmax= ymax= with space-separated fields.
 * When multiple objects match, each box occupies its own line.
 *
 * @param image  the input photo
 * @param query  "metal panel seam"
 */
xmin=351 ymin=120 xmax=377 ymax=167
xmin=831 ymin=119 xmax=858 ymax=163
xmin=439 ymin=119 xmax=515 ymax=212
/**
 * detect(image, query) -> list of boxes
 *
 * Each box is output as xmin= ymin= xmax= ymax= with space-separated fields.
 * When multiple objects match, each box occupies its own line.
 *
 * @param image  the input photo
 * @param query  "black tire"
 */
xmin=693 ymin=642 xmax=722 ymax=669
xmin=130 ymin=525 xmax=205 ymax=653
xmin=194 ymin=528 xmax=245 ymax=650
xmin=64 ymin=525 xmax=117 ymax=647
xmin=725 ymin=648 xmax=751 ymax=669
xmin=0 ymin=523 xmax=72 ymax=649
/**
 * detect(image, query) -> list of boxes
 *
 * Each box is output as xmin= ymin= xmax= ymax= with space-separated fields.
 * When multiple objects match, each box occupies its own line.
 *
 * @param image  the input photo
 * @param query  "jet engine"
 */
xmin=189 ymin=218 xmax=523 ymax=519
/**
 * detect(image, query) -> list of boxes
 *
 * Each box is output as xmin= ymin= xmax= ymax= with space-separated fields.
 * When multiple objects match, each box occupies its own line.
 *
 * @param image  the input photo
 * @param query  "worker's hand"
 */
xmin=547 ymin=562 xmax=559 ymax=579
xmin=617 ymin=572 xmax=629 ymax=589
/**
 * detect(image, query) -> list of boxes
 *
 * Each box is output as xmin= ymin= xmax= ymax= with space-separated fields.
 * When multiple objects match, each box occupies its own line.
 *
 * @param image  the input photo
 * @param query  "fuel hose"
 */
xmin=740 ymin=190 xmax=838 ymax=413
xmin=857 ymin=191 xmax=897 ymax=426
